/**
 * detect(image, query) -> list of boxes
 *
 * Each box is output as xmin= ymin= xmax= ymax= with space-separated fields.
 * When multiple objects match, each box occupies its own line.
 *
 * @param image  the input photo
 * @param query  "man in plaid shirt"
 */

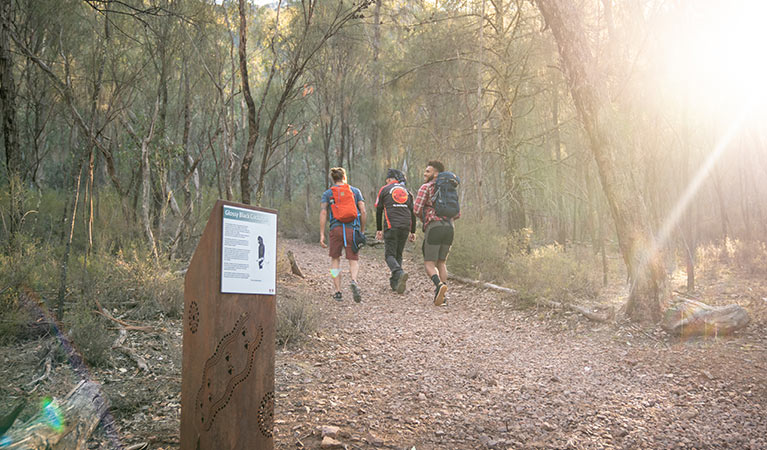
xmin=414 ymin=160 xmax=459 ymax=306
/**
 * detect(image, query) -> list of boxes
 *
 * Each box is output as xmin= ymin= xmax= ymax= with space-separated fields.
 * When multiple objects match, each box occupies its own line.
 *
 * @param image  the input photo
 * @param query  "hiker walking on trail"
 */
xmin=320 ymin=167 xmax=367 ymax=302
xmin=414 ymin=160 xmax=460 ymax=306
xmin=375 ymin=169 xmax=416 ymax=294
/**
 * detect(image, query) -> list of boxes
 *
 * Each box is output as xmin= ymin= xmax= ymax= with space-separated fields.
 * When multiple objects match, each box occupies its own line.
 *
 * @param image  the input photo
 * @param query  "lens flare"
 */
xmin=41 ymin=397 xmax=64 ymax=433
xmin=655 ymin=100 xmax=756 ymax=251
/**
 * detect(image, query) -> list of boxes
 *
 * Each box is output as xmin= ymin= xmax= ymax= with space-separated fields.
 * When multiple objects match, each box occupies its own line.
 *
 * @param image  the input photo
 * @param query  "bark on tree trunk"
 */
xmin=505 ymin=153 xmax=526 ymax=231
xmin=238 ymin=0 xmax=258 ymax=205
xmin=1 ymin=0 xmax=23 ymax=249
xmin=551 ymin=77 xmax=566 ymax=248
xmin=56 ymin=154 xmax=84 ymax=320
xmin=681 ymin=95 xmax=696 ymax=292
xmin=370 ymin=0 xmax=381 ymax=159
xmin=535 ymin=0 xmax=667 ymax=323
xmin=139 ymin=101 xmax=161 ymax=263
xmin=712 ymin=168 xmax=730 ymax=258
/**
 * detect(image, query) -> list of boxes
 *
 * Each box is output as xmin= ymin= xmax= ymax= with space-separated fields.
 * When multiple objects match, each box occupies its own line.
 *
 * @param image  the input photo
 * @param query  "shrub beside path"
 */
xmin=275 ymin=238 xmax=767 ymax=449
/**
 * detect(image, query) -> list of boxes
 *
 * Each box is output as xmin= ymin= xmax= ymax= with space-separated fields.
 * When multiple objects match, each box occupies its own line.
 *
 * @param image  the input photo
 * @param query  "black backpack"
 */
xmin=432 ymin=171 xmax=460 ymax=219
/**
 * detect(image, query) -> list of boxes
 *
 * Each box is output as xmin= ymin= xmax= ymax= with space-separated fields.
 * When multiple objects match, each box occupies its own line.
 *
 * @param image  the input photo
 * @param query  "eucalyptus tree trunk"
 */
xmin=551 ymin=77 xmax=566 ymax=248
xmin=504 ymin=153 xmax=526 ymax=231
xmin=370 ymin=0 xmax=382 ymax=160
xmin=681 ymin=94 xmax=695 ymax=292
xmin=475 ymin=0 xmax=486 ymax=223
xmin=140 ymin=101 xmax=161 ymax=264
xmin=84 ymin=10 xmax=108 ymax=259
xmin=152 ymin=31 xmax=171 ymax=233
xmin=170 ymin=59 xmax=196 ymax=260
xmin=57 ymin=135 xmax=86 ymax=319
xmin=1 ymin=0 xmax=23 ymax=249
xmin=536 ymin=0 xmax=667 ymax=323
xmin=711 ymin=167 xmax=729 ymax=258
xmin=238 ymin=0 xmax=259 ymax=205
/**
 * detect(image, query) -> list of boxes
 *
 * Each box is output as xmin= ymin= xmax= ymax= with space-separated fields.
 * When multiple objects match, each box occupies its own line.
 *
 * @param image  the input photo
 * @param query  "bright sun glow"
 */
xmin=666 ymin=0 xmax=767 ymax=110
xmin=643 ymin=0 xmax=767 ymax=259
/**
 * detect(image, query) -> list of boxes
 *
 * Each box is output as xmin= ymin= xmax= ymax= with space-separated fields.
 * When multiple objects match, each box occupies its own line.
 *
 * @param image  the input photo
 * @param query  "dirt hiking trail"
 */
xmin=274 ymin=238 xmax=767 ymax=449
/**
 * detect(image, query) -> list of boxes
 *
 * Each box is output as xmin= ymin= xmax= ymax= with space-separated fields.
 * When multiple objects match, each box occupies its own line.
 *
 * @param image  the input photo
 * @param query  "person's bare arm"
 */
xmin=358 ymin=200 xmax=367 ymax=233
xmin=319 ymin=203 xmax=328 ymax=248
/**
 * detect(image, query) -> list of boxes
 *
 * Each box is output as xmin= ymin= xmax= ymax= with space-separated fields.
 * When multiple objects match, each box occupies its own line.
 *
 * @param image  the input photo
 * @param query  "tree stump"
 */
xmin=286 ymin=250 xmax=305 ymax=278
xmin=662 ymin=297 xmax=750 ymax=337
xmin=2 ymin=380 xmax=107 ymax=449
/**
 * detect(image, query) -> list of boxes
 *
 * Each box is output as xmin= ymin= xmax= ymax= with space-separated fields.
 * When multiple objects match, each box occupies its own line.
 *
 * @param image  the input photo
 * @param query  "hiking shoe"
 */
xmin=333 ymin=291 xmax=343 ymax=302
xmin=350 ymin=282 xmax=362 ymax=303
xmin=395 ymin=271 xmax=409 ymax=295
xmin=433 ymin=282 xmax=448 ymax=306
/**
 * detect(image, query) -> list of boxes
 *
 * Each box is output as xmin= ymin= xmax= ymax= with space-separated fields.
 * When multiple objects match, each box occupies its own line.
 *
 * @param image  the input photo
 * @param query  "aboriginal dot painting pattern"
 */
xmin=188 ymin=301 xmax=200 ymax=334
xmin=258 ymin=391 xmax=275 ymax=438
xmin=195 ymin=313 xmax=264 ymax=431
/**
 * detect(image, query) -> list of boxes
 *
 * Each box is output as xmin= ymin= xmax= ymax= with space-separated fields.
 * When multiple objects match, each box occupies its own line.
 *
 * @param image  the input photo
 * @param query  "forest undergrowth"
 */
xmin=1 ymin=223 xmax=766 ymax=448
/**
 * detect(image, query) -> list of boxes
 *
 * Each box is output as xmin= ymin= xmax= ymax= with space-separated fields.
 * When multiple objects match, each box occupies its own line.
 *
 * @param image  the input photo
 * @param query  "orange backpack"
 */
xmin=330 ymin=184 xmax=358 ymax=223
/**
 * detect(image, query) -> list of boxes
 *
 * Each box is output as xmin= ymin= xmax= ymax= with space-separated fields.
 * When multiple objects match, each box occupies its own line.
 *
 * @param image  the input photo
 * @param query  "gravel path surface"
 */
xmin=274 ymin=238 xmax=767 ymax=449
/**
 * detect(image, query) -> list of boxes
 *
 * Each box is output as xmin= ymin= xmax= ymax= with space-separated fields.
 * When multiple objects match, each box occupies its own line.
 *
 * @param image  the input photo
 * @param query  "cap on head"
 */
xmin=386 ymin=168 xmax=407 ymax=184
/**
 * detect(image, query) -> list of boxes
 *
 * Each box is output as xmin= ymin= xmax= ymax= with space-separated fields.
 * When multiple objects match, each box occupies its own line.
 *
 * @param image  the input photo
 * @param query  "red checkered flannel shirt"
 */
xmin=413 ymin=180 xmax=460 ymax=231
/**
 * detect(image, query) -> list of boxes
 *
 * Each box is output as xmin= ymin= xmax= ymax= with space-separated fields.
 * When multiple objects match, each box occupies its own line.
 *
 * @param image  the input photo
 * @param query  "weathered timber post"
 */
xmin=181 ymin=200 xmax=277 ymax=449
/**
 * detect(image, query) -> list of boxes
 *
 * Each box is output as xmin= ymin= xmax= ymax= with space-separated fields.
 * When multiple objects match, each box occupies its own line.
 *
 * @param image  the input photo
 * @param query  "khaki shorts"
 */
xmin=422 ymin=220 xmax=453 ymax=262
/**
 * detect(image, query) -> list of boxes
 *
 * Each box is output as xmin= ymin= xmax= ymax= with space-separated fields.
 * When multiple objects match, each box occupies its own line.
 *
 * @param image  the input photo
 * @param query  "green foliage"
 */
xmin=449 ymin=220 xmax=511 ymax=282
xmin=104 ymin=383 xmax=156 ymax=420
xmin=0 ymin=302 xmax=32 ymax=345
xmin=697 ymin=241 xmax=725 ymax=279
xmin=64 ymin=303 xmax=112 ymax=367
xmin=449 ymin=221 xmax=600 ymax=302
xmin=0 ymin=234 xmax=58 ymax=293
xmin=277 ymin=199 xmax=317 ymax=241
xmin=697 ymin=239 xmax=767 ymax=279
xmin=276 ymin=287 xmax=319 ymax=348
xmin=0 ymin=235 xmax=60 ymax=344
xmin=79 ymin=250 xmax=184 ymax=321
xmin=507 ymin=244 xmax=601 ymax=301
xmin=733 ymin=240 xmax=767 ymax=277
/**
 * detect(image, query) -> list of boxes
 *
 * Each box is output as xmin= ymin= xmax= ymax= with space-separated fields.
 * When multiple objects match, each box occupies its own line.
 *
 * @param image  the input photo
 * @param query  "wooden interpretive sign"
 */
xmin=181 ymin=200 xmax=277 ymax=450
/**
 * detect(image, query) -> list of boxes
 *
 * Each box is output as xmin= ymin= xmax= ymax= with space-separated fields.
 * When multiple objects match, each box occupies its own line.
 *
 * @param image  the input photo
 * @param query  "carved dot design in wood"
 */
xmin=258 ymin=391 xmax=275 ymax=438
xmin=188 ymin=301 xmax=200 ymax=334
xmin=194 ymin=313 xmax=264 ymax=431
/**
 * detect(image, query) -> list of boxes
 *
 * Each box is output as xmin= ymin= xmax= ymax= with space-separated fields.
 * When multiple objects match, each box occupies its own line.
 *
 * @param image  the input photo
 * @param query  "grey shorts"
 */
xmin=422 ymin=220 xmax=453 ymax=262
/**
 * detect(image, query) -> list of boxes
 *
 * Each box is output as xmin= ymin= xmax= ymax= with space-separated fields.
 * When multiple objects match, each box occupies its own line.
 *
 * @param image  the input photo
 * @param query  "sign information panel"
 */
xmin=221 ymin=205 xmax=277 ymax=294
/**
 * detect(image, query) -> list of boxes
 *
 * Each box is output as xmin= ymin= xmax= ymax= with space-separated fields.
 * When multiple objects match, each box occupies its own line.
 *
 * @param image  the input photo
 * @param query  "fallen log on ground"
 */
xmin=2 ymin=380 xmax=107 ymax=449
xmin=447 ymin=273 xmax=518 ymax=296
xmin=447 ymin=273 xmax=610 ymax=322
xmin=662 ymin=297 xmax=750 ymax=337
xmin=539 ymin=299 xmax=612 ymax=323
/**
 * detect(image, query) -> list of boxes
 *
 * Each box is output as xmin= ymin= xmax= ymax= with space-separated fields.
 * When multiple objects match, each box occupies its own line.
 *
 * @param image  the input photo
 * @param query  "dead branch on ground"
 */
xmin=93 ymin=298 xmax=154 ymax=332
xmin=448 ymin=273 xmax=611 ymax=322
xmin=112 ymin=328 xmax=149 ymax=372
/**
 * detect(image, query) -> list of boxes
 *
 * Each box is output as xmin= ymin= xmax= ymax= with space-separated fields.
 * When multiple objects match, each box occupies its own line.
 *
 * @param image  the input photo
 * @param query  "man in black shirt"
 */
xmin=375 ymin=169 xmax=416 ymax=294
